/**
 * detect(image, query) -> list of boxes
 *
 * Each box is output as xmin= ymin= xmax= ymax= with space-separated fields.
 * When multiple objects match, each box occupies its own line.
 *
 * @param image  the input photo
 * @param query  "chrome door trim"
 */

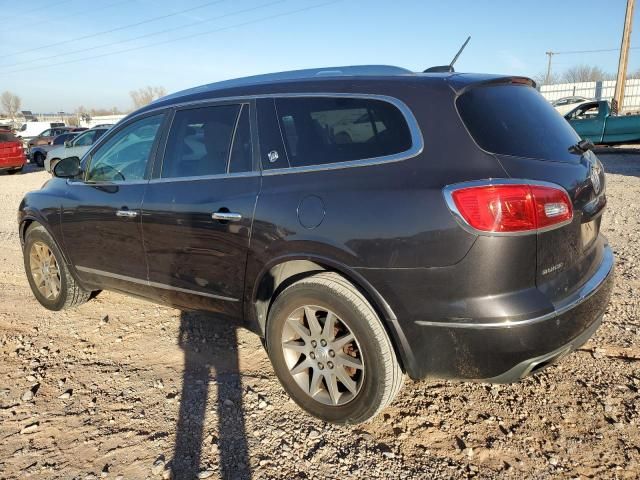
xmin=116 ymin=210 xmax=139 ymax=218
xmin=212 ymin=211 xmax=242 ymax=221
xmin=76 ymin=266 xmax=239 ymax=302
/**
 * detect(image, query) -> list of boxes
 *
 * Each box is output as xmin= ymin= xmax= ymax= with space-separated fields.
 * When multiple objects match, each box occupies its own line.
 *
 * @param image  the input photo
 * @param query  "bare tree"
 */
xmin=532 ymin=70 xmax=561 ymax=86
xmin=1 ymin=91 xmax=21 ymax=121
xmin=627 ymin=68 xmax=640 ymax=79
xmin=129 ymin=86 xmax=167 ymax=108
xmin=562 ymin=65 xmax=613 ymax=83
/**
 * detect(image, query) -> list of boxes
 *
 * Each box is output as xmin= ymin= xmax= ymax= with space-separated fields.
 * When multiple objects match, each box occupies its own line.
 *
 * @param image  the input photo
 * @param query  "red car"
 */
xmin=0 ymin=129 xmax=26 ymax=174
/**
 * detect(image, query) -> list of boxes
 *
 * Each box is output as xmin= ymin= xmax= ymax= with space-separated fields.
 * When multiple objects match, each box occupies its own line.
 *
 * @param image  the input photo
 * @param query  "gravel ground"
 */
xmin=0 ymin=157 xmax=638 ymax=480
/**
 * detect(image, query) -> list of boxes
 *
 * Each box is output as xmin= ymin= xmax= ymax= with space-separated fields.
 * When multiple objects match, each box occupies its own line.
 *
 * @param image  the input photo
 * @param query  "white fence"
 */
xmin=79 ymin=114 xmax=126 ymax=128
xmin=540 ymin=79 xmax=640 ymax=112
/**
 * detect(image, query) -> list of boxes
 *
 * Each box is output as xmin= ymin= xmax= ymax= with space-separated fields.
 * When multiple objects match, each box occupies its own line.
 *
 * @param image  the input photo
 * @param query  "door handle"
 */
xmin=116 ymin=209 xmax=138 ymax=218
xmin=212 ymin=211 xmax=242 ymax=222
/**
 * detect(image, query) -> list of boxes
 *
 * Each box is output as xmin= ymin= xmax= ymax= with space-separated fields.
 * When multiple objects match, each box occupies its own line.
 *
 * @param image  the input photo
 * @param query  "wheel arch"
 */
xmin=249 ymin=255 xmax=414 ymax=373
xmin=20 ymin=215 xmax=70 ymax=266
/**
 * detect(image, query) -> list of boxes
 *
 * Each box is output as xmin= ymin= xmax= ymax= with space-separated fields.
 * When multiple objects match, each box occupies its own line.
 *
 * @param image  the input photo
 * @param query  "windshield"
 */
xmin=457 ymin=84 xmax=581 ymax=162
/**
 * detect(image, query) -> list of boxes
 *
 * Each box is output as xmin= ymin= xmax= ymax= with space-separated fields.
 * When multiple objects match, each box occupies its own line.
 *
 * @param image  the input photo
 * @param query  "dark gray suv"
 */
xmin=18 ymin=65 xmax=614 ymax=424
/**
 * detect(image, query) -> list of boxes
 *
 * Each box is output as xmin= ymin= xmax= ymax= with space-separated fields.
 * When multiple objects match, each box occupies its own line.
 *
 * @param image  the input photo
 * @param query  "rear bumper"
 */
xmin=0 ymin=155 xmax=26 ymax=170
xmin=405 ymin=242 xmax=614 ymax=381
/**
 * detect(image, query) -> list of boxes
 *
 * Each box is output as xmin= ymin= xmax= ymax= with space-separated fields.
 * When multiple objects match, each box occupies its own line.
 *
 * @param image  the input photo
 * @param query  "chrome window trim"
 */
xmin=148 ymin=170 xmax=259 ymax=184
xmin=415 ymin=243 xmax=613 ymax=329
xmin=122 ymin=93 xmax=425 ymax=175
xmin=76 ymin=266 xmax=238 ymax=302
xmin=67 ymin=179 xmax=150 ymax=186
xmin=442 ymin=178 xmax=574 ymax=237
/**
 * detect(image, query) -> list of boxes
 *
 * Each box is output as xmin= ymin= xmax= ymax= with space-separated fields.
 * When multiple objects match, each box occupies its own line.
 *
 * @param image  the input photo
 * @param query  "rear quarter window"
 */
xmin=457 ymin=84 xmax=581 ymax=162
xmin=0 ymin=132 xmax=17 ymax=142
xmin=274 ymin=97 xmax=412 ymax=167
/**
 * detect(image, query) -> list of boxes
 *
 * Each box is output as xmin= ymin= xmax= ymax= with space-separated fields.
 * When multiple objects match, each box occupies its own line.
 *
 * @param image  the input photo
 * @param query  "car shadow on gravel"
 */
xmin=172 ymin=311 xmax=251 ymax=479
xmin=0 ymin=162 xmax=45 ymax=176
xmin=598 ymin=153 xmax=640 ymax=177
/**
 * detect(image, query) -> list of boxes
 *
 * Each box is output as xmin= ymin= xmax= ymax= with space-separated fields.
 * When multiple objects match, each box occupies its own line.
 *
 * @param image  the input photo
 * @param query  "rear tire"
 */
xmin=266 ymin=272 xmax=403 ymax=424
xmin=34 ymin=152 xmax=45 ymax=167
xmin=23 ymin=224 xmax=91 ymax=311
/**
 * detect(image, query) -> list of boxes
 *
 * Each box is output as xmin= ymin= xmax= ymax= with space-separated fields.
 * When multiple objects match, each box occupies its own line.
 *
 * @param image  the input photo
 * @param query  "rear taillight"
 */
xmin=445 ymin=182 xmax=573 ymax=234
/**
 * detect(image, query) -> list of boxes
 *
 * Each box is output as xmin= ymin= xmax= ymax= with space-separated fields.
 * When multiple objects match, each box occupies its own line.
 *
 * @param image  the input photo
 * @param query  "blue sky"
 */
xmin=0 ymin=0 xmax=638 ymax=112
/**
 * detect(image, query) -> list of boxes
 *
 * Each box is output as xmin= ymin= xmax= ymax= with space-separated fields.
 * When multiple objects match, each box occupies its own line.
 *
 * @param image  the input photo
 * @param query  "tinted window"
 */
xmin=457 ymin=85 xmax=581 ymax=161
xmin=275 ymin=97 xmax=412 ymax=167
xmin=229 ymin=104 xmax=252 ymax=173
xmin=53 ymin=133 xmax=75 ymax=145
xmin=0 ymin=132 xmax=17 ymax=142
xmin=40 ymin=129 xmax=52 ymax=137
xmin=74 ymin=130 xmax=98 ymax=146
xmin=162 ymin=104 xmax=240 ymax=178
xmin=86 ymin=114 xmax=163 ymax=182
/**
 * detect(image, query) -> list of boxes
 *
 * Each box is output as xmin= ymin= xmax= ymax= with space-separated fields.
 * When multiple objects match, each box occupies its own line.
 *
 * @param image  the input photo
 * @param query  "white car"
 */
xmin=44 ymin=127 xmax=109 ymax=172
xmin=551 ymin=96 xmax=592 ymax=116
xmin=15 ymin=121 xmax=66 ymax=141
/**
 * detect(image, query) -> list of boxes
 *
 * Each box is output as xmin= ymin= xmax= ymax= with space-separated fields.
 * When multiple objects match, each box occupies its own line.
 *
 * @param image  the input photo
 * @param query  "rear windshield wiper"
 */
xmin=569 ymin=139 xmax=595 ymax=154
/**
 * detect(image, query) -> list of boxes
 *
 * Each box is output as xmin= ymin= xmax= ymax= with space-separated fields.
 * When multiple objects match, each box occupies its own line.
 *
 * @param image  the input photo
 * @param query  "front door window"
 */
xmin=86 ymin=115 xmax=163 ymax=182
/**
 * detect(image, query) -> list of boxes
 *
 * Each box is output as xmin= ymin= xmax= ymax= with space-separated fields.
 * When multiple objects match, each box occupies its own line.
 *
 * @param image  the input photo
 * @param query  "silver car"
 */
xmin=44 ymin=127 xmax=110 ymax=172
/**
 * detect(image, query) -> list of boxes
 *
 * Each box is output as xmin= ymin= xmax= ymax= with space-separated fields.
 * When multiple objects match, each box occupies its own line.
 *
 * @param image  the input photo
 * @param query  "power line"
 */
xmin=0 ymin=0 xmax=287 ymax=70
xmin=551 ymin=47 xmax=640 ymax=55
xmin=0 ymin=0 xmax=229 ymax=59
xmin=0 ymin=1 xmax=342 ymax=76
xmin=2 ymin=0 xmax=132 ymax=34
xmin=2 ymin=0 xmax=76 ymax=23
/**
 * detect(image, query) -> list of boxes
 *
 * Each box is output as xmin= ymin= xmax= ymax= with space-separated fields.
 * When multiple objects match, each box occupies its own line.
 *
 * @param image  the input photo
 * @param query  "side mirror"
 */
xmin=64 ymin=139 xmax=73 ymax=147
xmin=53 ymin=156 xmax=82 ymax=178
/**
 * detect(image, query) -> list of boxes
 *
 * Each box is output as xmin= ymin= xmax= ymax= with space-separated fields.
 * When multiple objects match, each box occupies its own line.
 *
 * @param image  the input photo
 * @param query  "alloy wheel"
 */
xmin=29 ymin=241 xmax=61 ymax=300
xmin=281 ymin=305 xmax=364 ymax=406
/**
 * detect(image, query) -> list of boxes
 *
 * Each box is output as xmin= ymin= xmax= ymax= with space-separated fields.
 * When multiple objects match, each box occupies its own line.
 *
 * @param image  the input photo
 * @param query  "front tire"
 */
xmin=23 ymin=224 xmax=91 ymax=311
xmin=266 ymin=272 xmax=403 ymax=424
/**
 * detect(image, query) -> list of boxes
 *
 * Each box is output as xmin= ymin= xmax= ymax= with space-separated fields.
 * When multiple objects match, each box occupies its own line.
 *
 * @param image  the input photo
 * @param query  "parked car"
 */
xmin=552 ymin=96 xmax=591 ymax=115
xmin=565 ymin=99 xmax=640 ymax=144
xmin=0 ymin=129 xmax=26 ymax=174
xmin=44 ymin=127 xmax=109 ymax=172
xmin=18 ymin=66 xmax=614 ymax=424
xmin=15 ymin=121 xmax=65 ymax=141
xmin=30 ymin=132 xmax=79 ymax=167
xmin=27 ymin=126 xmax=72 ymax=149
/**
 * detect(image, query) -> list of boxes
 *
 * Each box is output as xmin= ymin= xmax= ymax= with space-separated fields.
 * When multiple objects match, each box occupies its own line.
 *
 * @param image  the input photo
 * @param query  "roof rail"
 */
xmin=159 ymin=65 xmax=414 ymax=102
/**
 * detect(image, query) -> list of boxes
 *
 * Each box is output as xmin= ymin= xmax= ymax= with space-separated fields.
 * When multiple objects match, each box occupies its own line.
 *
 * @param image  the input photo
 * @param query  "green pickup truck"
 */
xmin=565 ymin=100 xmax=640 ymax=144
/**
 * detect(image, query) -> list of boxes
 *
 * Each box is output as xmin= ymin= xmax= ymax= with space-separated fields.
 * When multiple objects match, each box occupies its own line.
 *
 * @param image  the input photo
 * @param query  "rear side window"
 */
xmin=457 ymin=84 xmax=581 ymax=161
xmin=275 ymin=97 xmax=412 ymax=167
xmin=0 ymin=132 xmax=17 ymax=142
xmin=162 ymin=104 xmax=240 ymax=178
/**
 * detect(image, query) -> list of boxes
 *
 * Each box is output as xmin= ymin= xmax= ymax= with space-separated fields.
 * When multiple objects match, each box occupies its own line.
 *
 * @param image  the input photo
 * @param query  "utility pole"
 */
xmin=614 ymin=0 xmax=636 ymax=112
xmin=545 ymin=51 xmax=554 ymax=84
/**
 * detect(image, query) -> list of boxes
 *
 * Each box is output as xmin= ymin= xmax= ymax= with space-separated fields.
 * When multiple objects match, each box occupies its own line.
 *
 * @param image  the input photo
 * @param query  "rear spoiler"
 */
xmin=446 ymin=75 xmax=536 ymax=96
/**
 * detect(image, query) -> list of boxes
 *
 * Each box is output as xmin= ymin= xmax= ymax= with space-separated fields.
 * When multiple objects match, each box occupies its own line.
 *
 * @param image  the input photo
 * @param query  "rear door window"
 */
xmin=274 ymin=97 xmax=412 ymax=167
xmin=161 ymin=104 xmax=240 ymax=178
xmin=457 ymin=84 xmax=581 ymax=161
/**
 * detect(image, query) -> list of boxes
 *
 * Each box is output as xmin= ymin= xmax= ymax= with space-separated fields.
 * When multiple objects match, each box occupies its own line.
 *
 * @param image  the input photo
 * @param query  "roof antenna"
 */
xmin=423 ymin=36 xmax=471 ymax=73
